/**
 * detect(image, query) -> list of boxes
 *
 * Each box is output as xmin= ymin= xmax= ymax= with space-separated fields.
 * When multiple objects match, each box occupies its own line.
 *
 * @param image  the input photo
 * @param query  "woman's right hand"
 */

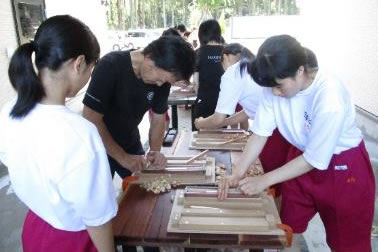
xmin=217 ymin=173 xmax=242 ymax=200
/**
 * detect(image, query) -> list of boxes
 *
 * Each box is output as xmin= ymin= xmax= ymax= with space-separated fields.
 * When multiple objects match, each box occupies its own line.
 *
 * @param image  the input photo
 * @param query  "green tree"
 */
xmin=106 ymin=0 xmax=299 ymax=30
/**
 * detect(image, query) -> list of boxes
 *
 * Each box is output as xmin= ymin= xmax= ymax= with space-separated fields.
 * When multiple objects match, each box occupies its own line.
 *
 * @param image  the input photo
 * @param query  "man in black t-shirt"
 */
xmin=83 ymin=36 xmax=195 ymax=179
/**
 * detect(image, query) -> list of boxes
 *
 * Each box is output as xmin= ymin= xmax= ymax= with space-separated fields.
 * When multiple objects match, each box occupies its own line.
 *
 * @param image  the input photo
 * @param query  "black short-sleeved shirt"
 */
xmin=83 ymin=50 xmax=170 ymax=150
xmin=195 ymin=45 xmax=224 ymax=101
xmin=192 ymin=45 xmax=224 ymax=125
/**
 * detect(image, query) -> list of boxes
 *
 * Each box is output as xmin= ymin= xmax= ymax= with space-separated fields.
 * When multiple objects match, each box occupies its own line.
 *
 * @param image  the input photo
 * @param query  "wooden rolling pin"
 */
xmin=185 ymin=149 xmax=209 ymax=164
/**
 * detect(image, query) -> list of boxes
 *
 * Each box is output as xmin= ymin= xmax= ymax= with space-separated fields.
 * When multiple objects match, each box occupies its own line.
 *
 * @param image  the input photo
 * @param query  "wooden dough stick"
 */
xmin=218 ymin=136 xmax=245 ymax=145
xmin=185 ymin=149 xmax=209 ymax=164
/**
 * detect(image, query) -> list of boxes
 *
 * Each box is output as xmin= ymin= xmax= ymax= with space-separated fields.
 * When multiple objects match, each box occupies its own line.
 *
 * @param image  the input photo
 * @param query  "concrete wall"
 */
xmin=299 ymin=0 xmax=378 ymax=116
xmin=0 ymin=0 xmax=17 ymax=107
xmin=229 ymin=15 xmax=304 ymax=53
xmin=0 ymin=0 xmax=110 ymax=109
xmin=229 ymin=1 xmax=378 ymax=116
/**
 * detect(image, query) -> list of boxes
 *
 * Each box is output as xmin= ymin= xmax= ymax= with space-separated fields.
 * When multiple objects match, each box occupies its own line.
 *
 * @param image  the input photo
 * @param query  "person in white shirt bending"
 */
xmin=194 ymin=43 xmax=260 ymax=130
xmin=0 ymin=15 xmax=117 ymax=252
xmin=195 ymin=43 xmax=292 ymax=177
xmin=218 ymin=35 xmax=375 ymax=252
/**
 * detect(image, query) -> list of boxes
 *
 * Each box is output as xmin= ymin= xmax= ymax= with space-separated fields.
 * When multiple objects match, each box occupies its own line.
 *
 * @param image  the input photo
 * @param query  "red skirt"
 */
xmin=22 ymin=210 xmax=97 ymax=252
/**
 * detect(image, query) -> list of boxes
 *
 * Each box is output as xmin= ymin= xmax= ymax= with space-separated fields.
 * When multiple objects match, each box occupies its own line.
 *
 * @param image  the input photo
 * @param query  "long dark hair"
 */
xmin=222 ymin=43 xmax=255 ymax=76
xmin=8 ymin=15 xmax=100 ymax=118
xmin=251 ymin=34 xmax=318 ymax=87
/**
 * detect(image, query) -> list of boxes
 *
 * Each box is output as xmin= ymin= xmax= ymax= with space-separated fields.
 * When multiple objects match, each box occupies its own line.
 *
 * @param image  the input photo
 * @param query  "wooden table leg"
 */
xmin=184 ymin=249 xmax=208 ymax=252
xmin=171 ymin=104 xmax=178 ymax=129
xmin=184 ymin=249 xmax=195 ymax=252
xmin=121 ymin=245 xmax=137 ymax=252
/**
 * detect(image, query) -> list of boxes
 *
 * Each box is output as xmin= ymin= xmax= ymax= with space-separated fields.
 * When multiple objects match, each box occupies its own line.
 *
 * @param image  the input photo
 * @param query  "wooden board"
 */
xmin=183 ymin=186 xmax=261 ymax=198
xmin=169 ymin=89 xmax=196 ymax=98
xmin=168 ymin=188 xmax=285 ymax=236
xmin=189 ymin=130 xmax=250 ymax=151
xmin=113 ymin=184 xmax=286 ymax=249
xmin=133 ymin=156 xmax=216 ymax=185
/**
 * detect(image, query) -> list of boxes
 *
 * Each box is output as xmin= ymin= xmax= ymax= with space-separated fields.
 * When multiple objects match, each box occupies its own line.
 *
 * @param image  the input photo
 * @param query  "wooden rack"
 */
xmin=133 ymin=156 xmax=216 ymax=185
xmin=190 ymin=129 xmax=251 ymax=151
xmin=168 ymin=186 xmax=285 ymax=236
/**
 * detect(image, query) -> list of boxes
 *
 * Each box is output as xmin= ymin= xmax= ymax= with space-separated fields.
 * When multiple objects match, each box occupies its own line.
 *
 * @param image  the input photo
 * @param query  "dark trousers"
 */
xmin=121 ymin=246 xmax=159 ymax=252
xmin=108 ymin=141 xmax=145 ymax=179
xmin=191 ymin=97 xmax=218 ymax=131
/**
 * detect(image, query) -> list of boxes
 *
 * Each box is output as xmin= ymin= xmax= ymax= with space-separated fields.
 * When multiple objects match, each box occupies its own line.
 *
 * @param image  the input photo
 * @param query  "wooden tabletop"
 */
xmin=113 ymin=184 xmax=285 ymax=249
xmin=113 ymin=130 xmax=287 ymax=249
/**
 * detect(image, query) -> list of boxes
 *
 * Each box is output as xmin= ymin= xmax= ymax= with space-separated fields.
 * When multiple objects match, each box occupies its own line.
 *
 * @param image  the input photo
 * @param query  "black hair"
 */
xmin=198 ymin=19 xmax=222 ymax=46
xmin=8 ymin=15 xmax=100 ymax=118
xmin=220 ymin=36 xmax=226 ymax=45
xmin=162 ymin=28 xmax=181 ymax=37
xmin=250 ymin=34 xmax=318 ymax=87
xmin=143 ymin=36 xmax=195 ymax=81
xmin=183 ymin=31 xmax=191 ymax=38
xmin=175 ymin=24 xmax=187 ymax=33
xmin=222 ymin=43 xmax=255 ymax=76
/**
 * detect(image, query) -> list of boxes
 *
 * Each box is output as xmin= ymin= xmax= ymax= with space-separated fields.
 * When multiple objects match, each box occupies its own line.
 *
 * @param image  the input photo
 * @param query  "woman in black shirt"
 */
xmin=192 ymin=19 xmax=225 ymax=130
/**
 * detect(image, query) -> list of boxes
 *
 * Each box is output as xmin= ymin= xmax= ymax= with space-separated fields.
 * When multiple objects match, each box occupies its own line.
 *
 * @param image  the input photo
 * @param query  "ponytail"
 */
xmin=239 ymin=47 xmax=255 ymax=76
xmin=304 ymin=47 xmax=318 ymax=71
xmin=7 ymin=15 xmax=100 ymax=119
xmin=222 ymin=43 xmax=255 ymax=77
xmin=8 ymin=42 xmax=45 ymax=118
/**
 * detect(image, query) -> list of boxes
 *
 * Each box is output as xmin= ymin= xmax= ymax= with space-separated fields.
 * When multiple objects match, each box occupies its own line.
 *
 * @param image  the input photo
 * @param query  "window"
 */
xmin=12 ymin=0 xmax=46 ymax=44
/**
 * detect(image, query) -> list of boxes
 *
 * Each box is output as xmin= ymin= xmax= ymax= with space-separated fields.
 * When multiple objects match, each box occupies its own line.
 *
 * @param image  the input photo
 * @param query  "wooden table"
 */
xmin=114 ymin=184 xmax=285 ymax=250
xmin=113 ymin=130 xmax=287 ymax=251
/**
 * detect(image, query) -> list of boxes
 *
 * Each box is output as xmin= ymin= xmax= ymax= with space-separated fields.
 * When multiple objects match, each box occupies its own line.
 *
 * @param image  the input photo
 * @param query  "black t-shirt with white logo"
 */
xmin=192 ymin=45 xmax=224 ymax=126
xmin=83 ymin=50 xmax=170 ymax=151
xmin=195 ymin=45 xmax=224 ymax=101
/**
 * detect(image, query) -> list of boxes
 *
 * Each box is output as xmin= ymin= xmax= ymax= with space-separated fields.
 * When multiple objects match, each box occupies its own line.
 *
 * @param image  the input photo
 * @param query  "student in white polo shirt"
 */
xmin=195 ymin=43 xmax=292 ymax=176
xmin=194 ymin=43 xmax=260 ymax=129
xmin=218 ymin=35 xmax=375 ymax=252
xmin=0 ymin=15 xmax=117 ymax=252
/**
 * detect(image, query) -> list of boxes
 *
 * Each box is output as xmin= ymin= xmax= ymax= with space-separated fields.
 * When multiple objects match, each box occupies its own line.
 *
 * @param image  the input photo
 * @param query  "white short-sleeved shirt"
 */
xmin=215 ymin=62 xmax=263 ymax=119
xmin=0 ymin=101 xmax=118 ymax=231
xmin=252 ymin=69 xmax=362 ymax=170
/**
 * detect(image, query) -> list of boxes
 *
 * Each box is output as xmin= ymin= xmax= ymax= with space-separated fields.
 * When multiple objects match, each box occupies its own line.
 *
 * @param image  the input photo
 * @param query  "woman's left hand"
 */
xmin=194 ymin=117 xmax=204 ymax=129
xmin=146 ymin=151 xmax=167 ymax=169
xmin=238 ymin=176 xmax=269 ymax=196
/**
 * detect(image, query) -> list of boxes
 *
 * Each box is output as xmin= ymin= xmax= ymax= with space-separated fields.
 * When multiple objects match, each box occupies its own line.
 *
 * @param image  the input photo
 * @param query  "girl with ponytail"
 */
xmin=194 ymin=43 xmax=259 ymax=131
xmin=195 ymin=43 xmax=291 ymax=178
xmin=0 ymin=15 xmax=117 ymax=252
xmin=219 ymin=35 xmax=374 ymax=252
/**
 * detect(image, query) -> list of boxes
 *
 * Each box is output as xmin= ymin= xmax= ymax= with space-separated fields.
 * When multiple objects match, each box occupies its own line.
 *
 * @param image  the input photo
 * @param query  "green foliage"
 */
xmin=106 ymin=0 xmax=299 ymax=30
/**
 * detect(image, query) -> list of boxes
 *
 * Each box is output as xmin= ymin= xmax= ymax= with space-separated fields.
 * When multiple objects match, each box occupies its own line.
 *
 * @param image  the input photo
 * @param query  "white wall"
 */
xmin=0 ymin=0 xmax=18 ymax=107
xmin=230 ymin=1 xmax=378 ymax=115
xmin=45 ymin=0 xmax=111 ymax=54
xmin=299 ymin=0 xmax=378 ymax=115
xmin=229 ymin=15 xmax=304 ymax=53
